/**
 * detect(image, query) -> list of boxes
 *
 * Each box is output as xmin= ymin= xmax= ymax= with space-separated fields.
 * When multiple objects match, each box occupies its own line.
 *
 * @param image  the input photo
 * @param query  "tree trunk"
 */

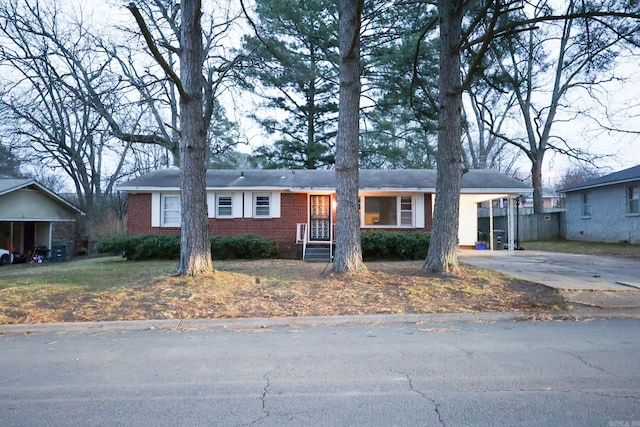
xmin=531 ymin=156 xmax=544 ymax=214
xmin=423 ymin=0 xmax=464 ymax=274
xmin=332 ymin=0 xmax=366 ymax=273
xmin=176 ymin=0 xmax=213 ymax=276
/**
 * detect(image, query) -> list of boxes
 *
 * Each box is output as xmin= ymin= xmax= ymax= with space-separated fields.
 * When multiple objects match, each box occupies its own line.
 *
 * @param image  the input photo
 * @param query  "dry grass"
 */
xmin=0 ymin=257 xmax=570 ymax=324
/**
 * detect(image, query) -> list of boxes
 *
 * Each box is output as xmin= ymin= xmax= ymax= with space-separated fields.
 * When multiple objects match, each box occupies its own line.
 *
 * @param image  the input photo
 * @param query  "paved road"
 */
xmin=2 ymin=318 xmax=639 ymax=426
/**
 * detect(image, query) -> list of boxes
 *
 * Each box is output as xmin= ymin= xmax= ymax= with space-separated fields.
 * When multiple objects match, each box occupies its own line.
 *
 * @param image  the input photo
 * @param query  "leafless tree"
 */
xmin=486 ymin=0 xmax=640 ymax=213
xmin=0 ymin=0 xmax=132 ymax=223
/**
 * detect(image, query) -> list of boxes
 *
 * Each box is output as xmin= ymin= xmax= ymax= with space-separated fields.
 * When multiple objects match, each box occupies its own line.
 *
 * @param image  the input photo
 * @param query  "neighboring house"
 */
xmin=0 ymin=179 xmax=84 ymax=260
xmin=118 ymin=168 xmax=530 ymax=259
xmin=560 ymin=165 xmax=640 ymax=244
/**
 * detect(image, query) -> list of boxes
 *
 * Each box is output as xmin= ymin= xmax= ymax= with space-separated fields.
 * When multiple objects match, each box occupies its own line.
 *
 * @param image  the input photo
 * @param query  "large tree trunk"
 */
xmin=332 ymin=0 xmax=366 ymax=273
xmin=177 ymin=0 xmax=213 ymax=275
xmin=531 ymin=156 xmax=544 ymax=214
xmin=423 ymin=0 xmax=464 ymax=274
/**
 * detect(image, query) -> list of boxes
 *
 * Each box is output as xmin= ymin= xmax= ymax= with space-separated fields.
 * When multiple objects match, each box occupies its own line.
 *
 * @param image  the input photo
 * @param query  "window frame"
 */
xmin=361 ymin=195 xmax=414 ymax=228
xmin=581 ymin=192 xmax=591 ymax=218
xmin=254 ymin=193 xmax=271 ymax=217
xmin=627 ymin=185 xmax=640 ymax=215
xmin=216 ymin=194 xmax=233 ymax=217
xmin=161 ymin=194 xmax=181 ymax=227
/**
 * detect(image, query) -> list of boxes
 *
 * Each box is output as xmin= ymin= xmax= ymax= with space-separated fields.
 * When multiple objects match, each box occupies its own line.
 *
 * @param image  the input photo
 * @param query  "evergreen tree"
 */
xmin=241 ymin=0 xmax=339 ymax=169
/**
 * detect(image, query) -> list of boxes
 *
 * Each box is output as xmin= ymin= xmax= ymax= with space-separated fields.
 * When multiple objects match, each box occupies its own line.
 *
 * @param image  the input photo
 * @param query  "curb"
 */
xmin=1 ymin=307 xmax=639 ymax=336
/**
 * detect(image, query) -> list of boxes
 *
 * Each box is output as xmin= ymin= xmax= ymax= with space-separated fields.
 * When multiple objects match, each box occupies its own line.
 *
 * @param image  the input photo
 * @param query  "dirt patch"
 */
xmin=0 ymin=260 xmax=569 ymax=324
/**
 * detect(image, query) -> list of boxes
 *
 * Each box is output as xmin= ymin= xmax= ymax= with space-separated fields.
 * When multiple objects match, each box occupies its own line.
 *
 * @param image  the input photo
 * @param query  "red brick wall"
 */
xmin=210 ymin=193 xmax=307 ymax=258
xmin=125 ymin=192 xmax=433 ymax=258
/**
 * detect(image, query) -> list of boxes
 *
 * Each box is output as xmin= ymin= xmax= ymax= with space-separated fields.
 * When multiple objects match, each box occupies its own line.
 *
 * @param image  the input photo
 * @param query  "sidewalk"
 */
xmin=459 ymin=249 xmax=640 ymax=309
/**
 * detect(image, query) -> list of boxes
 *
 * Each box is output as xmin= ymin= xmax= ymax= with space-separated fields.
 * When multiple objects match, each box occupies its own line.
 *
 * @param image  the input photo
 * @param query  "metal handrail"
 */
xmin=296 ymin=223 xmax=308 ymax=259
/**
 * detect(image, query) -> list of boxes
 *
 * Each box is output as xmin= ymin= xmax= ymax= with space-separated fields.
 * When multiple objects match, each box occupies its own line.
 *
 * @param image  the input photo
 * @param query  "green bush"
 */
xmin=96 ymin=234 xmax=278 ymax=261
xmin=131 ymin=235 xmax=181 ymax=261
xmin=361 ymin=231 xmax=430 ymax=260
xmin=95 ymin=235 xmax=144 ymax=258
xmin=211 ymin=234 xmax=278 ymax=260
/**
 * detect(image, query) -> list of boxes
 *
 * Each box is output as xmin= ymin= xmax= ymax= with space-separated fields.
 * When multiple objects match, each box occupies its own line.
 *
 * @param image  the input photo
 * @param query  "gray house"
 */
xmin=560 ymin=165 xmax=639 ymax=244
xmin=0 ymin=179 xmax=83 ymax=260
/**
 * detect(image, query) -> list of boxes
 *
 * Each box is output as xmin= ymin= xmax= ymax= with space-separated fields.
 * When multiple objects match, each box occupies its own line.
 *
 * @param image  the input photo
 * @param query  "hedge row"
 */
xmin=96 ymin=234 xmax=278 ymax=261
xmin=361 ymin=230 xmax=430 ymax=260
xmin=96 ymin=231 xmax=430 ymax=261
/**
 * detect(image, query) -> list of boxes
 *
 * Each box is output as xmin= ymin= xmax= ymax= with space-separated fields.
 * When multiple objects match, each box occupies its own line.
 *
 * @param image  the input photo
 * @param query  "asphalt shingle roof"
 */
xmin=119 ymin=168 xmax=529 ymax=193
xmin=561 ymin=165 xmax=640 ymax=192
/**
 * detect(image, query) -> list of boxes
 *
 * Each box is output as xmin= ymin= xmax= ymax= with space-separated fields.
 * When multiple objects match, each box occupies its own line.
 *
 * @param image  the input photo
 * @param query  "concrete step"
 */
xmin=304 ymin=246 xmax=332 ymax=262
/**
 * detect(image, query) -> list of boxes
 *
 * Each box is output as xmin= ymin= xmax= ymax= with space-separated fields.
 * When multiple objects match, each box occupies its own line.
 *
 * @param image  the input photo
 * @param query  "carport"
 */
xmin=0 ymin=179 xmax=83 ymax=260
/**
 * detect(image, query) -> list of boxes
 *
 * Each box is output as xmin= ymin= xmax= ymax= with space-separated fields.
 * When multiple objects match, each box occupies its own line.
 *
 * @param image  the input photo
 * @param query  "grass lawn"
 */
xmin=0 ymin=256 xmax=569 ymax=324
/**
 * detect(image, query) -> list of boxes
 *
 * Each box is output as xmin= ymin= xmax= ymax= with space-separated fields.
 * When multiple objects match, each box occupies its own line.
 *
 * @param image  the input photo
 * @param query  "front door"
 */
xmin=310 ymin=195 xmax=331 ymax=241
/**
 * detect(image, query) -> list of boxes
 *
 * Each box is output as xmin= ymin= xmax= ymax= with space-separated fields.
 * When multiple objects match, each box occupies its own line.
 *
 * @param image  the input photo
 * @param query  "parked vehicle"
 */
xmin=0 ymin=248 xmax=13 ymax=266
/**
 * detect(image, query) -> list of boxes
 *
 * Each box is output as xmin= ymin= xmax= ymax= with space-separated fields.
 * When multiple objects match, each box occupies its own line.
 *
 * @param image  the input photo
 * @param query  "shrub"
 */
xmin=130 ymin=235 xmax=181 ymax=261
xmin=211 ymin=234 xmax=278 ymax=260
xmin=95 ymin=235 xmax=143 ymax=257
xmin=96 ymin=234 xmax=278 ymax=261
xmin=361 ymin=231 xmax=430 ymax=260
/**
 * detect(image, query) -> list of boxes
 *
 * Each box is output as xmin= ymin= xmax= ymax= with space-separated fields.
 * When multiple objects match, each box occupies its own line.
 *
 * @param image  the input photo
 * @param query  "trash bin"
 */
xmin=493 ymin=230 xmax=505 ymax=250
xmin=52 ymin=245 xmax=66 ymax=262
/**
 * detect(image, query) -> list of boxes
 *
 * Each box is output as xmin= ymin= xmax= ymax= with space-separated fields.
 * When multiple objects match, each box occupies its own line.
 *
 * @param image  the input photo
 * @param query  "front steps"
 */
xmin=303 ymin=244 xmax=332 ymax=262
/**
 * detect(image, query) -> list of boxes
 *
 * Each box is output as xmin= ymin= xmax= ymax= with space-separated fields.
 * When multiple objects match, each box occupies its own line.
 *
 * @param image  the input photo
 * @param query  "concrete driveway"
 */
xmin=459 ymin=250 xmax=640 ymax=309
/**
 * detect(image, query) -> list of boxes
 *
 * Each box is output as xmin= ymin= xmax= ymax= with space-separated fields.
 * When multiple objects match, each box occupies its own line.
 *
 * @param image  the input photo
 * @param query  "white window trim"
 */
xmin=242 ymin=192 xmax=280 ymax=218
xmin=216 ymin=194 xmax=234 ymax=218
xmin=161 ymin=194 xmax=181 ymax=227
xmin=581 ymin=192 xmax=591 ymax=219
xmin=254 ymin=193 xmax=271 ymax=217
xmin=360 ymin=194 xmax=416 ymax=228
xmin=627 ymin=185 xmax=639 ymax=216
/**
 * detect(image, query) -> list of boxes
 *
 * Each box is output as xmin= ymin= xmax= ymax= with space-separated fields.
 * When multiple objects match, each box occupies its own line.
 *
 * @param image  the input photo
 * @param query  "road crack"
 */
xmin=247 ymin=376 xmax=270 ymax=426
xmin=560 ymin=350 xmax=617 ymax=377
xmin=401 ymin=372 xmax=445 ymax=427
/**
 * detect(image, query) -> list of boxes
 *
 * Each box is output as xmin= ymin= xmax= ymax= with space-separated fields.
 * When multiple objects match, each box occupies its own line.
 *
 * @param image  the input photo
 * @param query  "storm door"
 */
xmin=309 ymin=195 xmax=331 ymax=241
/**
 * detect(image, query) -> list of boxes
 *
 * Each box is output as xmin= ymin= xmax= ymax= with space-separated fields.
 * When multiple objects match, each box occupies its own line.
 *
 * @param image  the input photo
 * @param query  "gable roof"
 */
xmin=0 ymin=179 xmax=84 ymax=214
xmin=560 ymin=165 xmax=640 ymax=193
xmin=118 ymin=168 xmax=529 ymax=194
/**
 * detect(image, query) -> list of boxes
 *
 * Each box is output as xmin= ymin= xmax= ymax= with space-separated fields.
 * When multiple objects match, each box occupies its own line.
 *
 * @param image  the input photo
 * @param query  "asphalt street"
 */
xmin=1 ymin=318 xmax=639 ymax=426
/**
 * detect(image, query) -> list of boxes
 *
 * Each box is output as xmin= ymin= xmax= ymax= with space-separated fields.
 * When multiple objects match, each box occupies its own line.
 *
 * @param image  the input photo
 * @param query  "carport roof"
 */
xmin=0 ymin=179 xmax=84 ymax=214
xmin=119 ymin=168 xmax=530 ymax=193
xmin=560 ymin=164 xmax=640 ymax=192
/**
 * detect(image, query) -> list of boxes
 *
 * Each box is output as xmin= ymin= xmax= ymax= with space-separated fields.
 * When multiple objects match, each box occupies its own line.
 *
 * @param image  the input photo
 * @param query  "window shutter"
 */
xmin=207 ymin=192 xmax=216 ymax=218
xmin=271 ymin=192 xmax=281 ymax=218
xmin=241 ymin=192 xmax=251 ymax=218
xmin=151 ymin=193 xmax=160 ymax=227
xmin=233 ymin=192 xmax=244 ymax=218
xmin=416 ymin=194 xmax=425 ymax=228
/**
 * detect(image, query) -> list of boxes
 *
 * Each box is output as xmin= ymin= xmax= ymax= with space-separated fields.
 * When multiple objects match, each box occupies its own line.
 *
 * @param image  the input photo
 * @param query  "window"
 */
xmin=628 ymin=185 xmax=640 ymax=215
xmin=162 ymin=195 xmax=180 ymax=226
xmin=363 ymin=196 xmax=413 ymax=227
xmin=254 ymin=194 xmax=271 ymax=217
xmin=400 ymin=196 xmax=413 ymax=226
xmin=581 ymin=193 xmax=591 ymax=217
xmin=217 ymin=195 xmax=233 ymax=217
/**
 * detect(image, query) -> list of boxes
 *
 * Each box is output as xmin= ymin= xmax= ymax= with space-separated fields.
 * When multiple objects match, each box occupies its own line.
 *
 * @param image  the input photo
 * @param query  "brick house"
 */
xmin=118 ymin=168 xmax=530 ymax=259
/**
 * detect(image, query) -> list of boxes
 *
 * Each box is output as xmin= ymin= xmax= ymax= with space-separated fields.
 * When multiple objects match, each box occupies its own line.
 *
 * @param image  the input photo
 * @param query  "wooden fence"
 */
xmin=478 ymin=210 xmax=566 ymax=242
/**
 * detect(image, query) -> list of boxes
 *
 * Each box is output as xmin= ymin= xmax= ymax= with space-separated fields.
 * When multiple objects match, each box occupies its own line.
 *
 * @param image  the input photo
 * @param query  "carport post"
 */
xmin=489 ymin=201 xmax=494 ymax=251
xmin=507 ymin=196 xmax=515 ymax=255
